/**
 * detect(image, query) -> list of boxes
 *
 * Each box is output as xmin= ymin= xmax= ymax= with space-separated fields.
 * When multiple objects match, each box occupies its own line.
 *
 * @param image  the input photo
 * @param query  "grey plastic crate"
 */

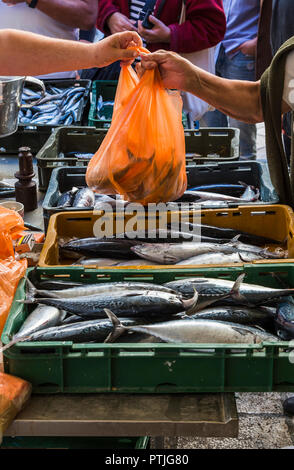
xmin=42 ymin=161 xmax=278 ymax=232
xmin=37 ymin=126 xmax=240 ymax=191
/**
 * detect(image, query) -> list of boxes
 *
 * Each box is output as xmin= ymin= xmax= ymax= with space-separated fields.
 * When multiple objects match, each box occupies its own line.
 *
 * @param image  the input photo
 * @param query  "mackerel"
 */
xmin=275 ymin=299 xmax=294 ymax=339
xmin=26 ymin=279 xmax=178 ymax=300
xmin=176 ymin=251 xmax=263 ymax=265
xmin=14 ymin=305 xmax=66 ymax=339
xmin=20 ymin=290 xmax=198 ymax=319
xmin=104 ymin=310 xmax=278 ymax=344
xmin=165 ymin=276 xmax=294 ymax=306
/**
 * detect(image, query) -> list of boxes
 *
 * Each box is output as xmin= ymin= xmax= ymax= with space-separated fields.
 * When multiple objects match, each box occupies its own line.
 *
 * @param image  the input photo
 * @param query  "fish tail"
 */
xmin=262 ymin=247 xmax=287 ymax=259
xmin=182 ymin=289 xmax=198 ymax=311
xmin=104 ymin=309 xmax=127 ymax=343
xmin=230 ymin=234 xmax=241 ymax=244
xmin=0 ymin=335 xmax=32 ymax=354
xmin=25 ymin=275 xmax=37 ymax=302
xmin=252 ymin=188 xmax=260 ymax=201
xmin=230 ymin=273 xmax=248 ymax=302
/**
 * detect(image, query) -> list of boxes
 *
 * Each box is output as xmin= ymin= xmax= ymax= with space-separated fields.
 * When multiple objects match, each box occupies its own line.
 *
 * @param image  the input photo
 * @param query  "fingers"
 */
xmin=135 ymin=62 xmax=144 ymax=78
xmin=119 ymin=31 xmax=142 ymax=48
xmin=140 ymin=50 xmax=169 ymax=65
xmin=141 ymin=61 xmax=157 ymax=70
xmin=148 ymin=15 xmax=161 ymax=26
xmin=120 ymin=48 xmax=139 ymax=60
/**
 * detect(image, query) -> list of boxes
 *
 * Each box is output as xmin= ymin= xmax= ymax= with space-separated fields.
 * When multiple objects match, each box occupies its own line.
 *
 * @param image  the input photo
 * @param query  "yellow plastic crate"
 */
xmin=39 ymin=204 xmax=294 ymax=268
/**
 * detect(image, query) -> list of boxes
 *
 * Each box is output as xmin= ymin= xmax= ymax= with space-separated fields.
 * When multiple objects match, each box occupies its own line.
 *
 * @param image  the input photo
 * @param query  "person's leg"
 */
xmin=200 ymin=46 xmax=229 ymax=128
xmin=221 ymin=50 xmax=257 ymax=159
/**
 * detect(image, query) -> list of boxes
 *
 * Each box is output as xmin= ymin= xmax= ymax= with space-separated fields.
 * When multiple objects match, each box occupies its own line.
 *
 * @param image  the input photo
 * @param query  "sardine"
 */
xmin=20 ymin=85 xmax=86 ymax=125
xmin=14 ymin=305 xmax=66 ymax=339
xmin=104 ymin=310 xmax=278 ymax=344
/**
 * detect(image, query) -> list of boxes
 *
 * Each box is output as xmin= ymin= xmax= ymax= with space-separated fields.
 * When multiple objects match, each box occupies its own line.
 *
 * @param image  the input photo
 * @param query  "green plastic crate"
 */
xmin=2 ymin=265 xmax=294 ymax=394
xmin=1 ymin=436 xmax=149 ymax=449
xmin=88 ymin=80 xmax=117 ymax=129
xmin=88 ymin=80 xmax=192 ymax=129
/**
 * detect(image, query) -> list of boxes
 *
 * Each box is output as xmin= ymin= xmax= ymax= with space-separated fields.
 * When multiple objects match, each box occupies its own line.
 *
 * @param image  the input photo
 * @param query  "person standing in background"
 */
xmin=0 ymin=0 xmax=98 ymax=78
xmin=201 ymin=0 xmax=261 ymax=160
xmin=271 ymin=0 xmax=294 ymax=162
xmin=88 ymin=0 xmax=226 ymax=80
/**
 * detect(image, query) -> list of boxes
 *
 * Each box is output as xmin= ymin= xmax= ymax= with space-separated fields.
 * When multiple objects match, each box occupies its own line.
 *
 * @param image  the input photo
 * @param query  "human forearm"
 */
xmin=141 ymin=51 xmax=264 ymax=124
xmin=0 ymin=30 xmax=141 ymax=76
xmin=26 ymin=0 xmax=98 ymax=30
xmin=185 ymin=65 xmax=263 ymax=123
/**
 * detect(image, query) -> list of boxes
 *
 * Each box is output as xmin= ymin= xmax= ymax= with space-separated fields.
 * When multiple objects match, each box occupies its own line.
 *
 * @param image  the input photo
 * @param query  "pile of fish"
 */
xmin=56 ymin=187 xmax=95 ymax=208
xmin=59 ymin=152 xmax=94 ymax=161
xmin=96 ymin=95 xmax=114 ymax=121
xmin=4 ymin=273 xmax=294 ymax=349
xmin=0 ymin=180 xmax=15 ymax=198
xmin=55 ymin=182 xmax=260 ymax=209
xmin=173 ymin=183 xmax=260 ymax=206
xmin=57 ymin=224 xmax=287 ymax=266
xmin=19 ymin=84 xmax=87 ymax=126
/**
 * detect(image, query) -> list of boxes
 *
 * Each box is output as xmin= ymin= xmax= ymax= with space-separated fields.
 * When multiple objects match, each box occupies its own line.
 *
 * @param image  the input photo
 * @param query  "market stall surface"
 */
xmin=163 ymin=392 xmax=294 ymax=449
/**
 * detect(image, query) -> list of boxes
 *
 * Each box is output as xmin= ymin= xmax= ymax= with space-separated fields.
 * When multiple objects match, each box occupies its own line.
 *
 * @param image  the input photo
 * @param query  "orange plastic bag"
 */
xmin=86 ymin=55 xmax=187 ymax=205
xmin=0 ymin=206 xmax=25 ymax=259
xmin=0 ymin=207 xmax=27 ymax=335
xmin=0 ymin=372 xmax=31 ymax=441
xmin=0 ymin=257 xmax=27 ymax=335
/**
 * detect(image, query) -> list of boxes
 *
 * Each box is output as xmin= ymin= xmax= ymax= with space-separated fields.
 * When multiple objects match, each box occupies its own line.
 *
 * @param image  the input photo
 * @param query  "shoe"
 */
xmin=283 ymin=396 xmax=294 ymax=416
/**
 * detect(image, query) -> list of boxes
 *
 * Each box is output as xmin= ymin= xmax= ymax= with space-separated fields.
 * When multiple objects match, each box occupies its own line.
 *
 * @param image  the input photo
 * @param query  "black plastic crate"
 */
xmin=37 ymin=126 xmax=240 ymax=192
xmin=0 ymin=79 xmax=91 ymax=155
xmin=42 ymin=161 xmax=278 ymax=232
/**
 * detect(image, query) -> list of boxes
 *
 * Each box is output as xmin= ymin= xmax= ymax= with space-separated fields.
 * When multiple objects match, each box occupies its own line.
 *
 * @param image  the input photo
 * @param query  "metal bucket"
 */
xmin=0 ymin=76 xmax=45 ymax=138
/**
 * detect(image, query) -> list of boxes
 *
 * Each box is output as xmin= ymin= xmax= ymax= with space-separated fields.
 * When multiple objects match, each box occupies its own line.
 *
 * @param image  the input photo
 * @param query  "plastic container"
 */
xmin=0 ymin=79 xmax=91 ymax=155
xmin=2 ymin=265 xmax=294 ymax=393
xmin=36 ymin=126 xmax=240 ymax=191
xmin=38 ymin=205 xmax=294 ymax=268
xmin=42 ymin=161 xmax=278 ymax=231
xmin=88 ymin=80 xmax=117 ymax=128
xmin=1 ymin=436 xmax=149 ymax=449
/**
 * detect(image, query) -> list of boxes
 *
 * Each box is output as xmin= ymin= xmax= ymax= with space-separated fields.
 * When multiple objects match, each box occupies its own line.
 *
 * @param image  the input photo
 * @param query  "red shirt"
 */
xmin=97 ymin=0 xmax=226 ymax=53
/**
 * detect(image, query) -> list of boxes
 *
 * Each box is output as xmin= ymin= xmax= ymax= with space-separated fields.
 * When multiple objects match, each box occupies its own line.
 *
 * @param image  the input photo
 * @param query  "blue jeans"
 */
xmin=201 ymin=45 xmax=257 ymax=159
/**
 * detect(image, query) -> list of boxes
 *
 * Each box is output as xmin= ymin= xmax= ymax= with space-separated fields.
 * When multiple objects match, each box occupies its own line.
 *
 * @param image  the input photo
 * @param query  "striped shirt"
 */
xmin=129 ymin=0 xmax=146 ymax=23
